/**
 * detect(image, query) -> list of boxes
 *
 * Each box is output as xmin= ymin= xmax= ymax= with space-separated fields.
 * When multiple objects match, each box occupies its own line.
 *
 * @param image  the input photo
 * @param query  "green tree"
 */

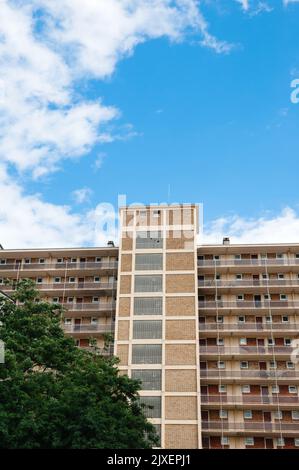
xmin=0 ymin=280 xmax=158 ymax=449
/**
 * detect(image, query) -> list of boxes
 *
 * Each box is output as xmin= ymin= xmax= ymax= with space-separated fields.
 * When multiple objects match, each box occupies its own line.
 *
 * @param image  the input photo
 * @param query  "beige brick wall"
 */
xmin=164 ymin=425 xmax=198 ymax=449
xmin=116 ymin=344 xmax=129 ymax=366
xmin=121 ymin=233 xmax=133 ymax=251
xmin=119 ymin=275 xmax=132 ymax=294
xmin=166 ymin=230 xmax=194 ymax=250
xmin=165 ymin=396 xmax=198 ymax=420
xmin=166 ymin=252 xmax=194 ymax=271
xmin=118 ymin=297 xmax=131 ymax=317
xmin=121 ymin=254 xmax=132 ymax=272
xmin=167 ymin=208 xmax=194 ymax=226
xmin=166 ymin=274 xmax=195 ymax=293
xmin=165 ymin=370 xmax=197 ymax=392
xmin=166 ymin=296 xmax=195 ymax=316
xmin=166 ymin=320 xmax=196 ymax=340
xmin=165 ymin=344 xmax=196 ymax=365
xmin=117 ymin=320 xmax=130 ymax=340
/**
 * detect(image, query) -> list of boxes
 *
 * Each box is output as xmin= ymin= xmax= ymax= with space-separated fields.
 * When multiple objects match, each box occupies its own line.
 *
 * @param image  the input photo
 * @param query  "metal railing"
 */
xmin=199 ymin=323 xmax=298 ymax=332
xmin=63 ymin=324 xmax=114 ymax=333
xmin=198 ymin=259 xmax=299 ymax=267
xmin=198 ymin=280 xmax=299 ymax=288
xmin=64 ymin=302 xmax=116 ymax=312
xmin=201 ymin=421 xmax=299 ymax=432
xmin=201 ymin=395 xmax=299 ymax=405
xmin=79 ymin=345 xmax=114 ymax=356
xmin=200 ymin=370 xmax=299 ymax=380
xmin=198 ymin=301 xmax=297 ymax=310
xmin=0 ymin=261 xmax=118 ymax=271
xmin=199 ymin=346 xmax=293 ymax=356
xmin=3 ymin=282 xmax=116 ymax=291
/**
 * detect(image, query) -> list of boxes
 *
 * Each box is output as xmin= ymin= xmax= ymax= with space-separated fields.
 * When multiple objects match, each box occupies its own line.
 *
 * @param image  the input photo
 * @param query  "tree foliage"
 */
xmin=0 ymin=280 xmax=158 ymax=449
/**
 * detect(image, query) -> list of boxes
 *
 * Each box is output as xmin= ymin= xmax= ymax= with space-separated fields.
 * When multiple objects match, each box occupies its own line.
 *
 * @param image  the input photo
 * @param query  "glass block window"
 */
xmin=134 ymin=297 xmax=163 ymax=315
xmin=135 ymin=254 xmax=163 ymax=271
xmin=135 ymin=275 xmax=163 ymax=292
xmin=140 ymin=396 xmax=162 ymax=418
xmin=136 ymin=231 xmax=163 ymax=249
xmin=132 ymin=345 xmax=162 ymax=364
xmin=133 ymin=320 xmax=162 ymax=339
xmin=132 ymin=370 xmax=162 ymax=390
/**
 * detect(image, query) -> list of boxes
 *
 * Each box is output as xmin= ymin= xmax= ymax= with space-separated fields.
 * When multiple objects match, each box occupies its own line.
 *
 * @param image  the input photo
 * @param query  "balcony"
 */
xmin=199 ymin=323 xmax=298 ymax=333
xmin=64 ymin=302 xmax=116 ymax=312
xmin=3 ymin=282 xmax=117 ymax=293
xmin=198 ymin=279 xmax=299 ymax=289
xmin=201 ymin=421 xmax=299 ymax=435
xmin=200 ymin=370 xmax=299 ymax=382
xmin=63 ymin=323 xmax=114 ymax=334
xmin=79 ymin=345 xmax=114 ymax=356
xmin=201 ymin=395 xmax=299 ymax=407
xmin=198 ymin=259 xmax=299 ymax=268
xmin=198 ymin=300 xmax=299 ymax=312
xmin=199 ymin=346 xmax=293 ymax=358
xmin=0 ymin=261 xmax=118 ymax=271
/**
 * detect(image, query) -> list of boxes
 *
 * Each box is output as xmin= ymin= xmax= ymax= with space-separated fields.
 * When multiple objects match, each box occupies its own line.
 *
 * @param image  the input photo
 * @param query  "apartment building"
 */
xmin=1 ymin=204 xmax=299 ymax=449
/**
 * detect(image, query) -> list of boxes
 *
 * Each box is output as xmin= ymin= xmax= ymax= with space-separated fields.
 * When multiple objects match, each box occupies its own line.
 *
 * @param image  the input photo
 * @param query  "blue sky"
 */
xmin=1 ymin=1 xmax=299 ymax=247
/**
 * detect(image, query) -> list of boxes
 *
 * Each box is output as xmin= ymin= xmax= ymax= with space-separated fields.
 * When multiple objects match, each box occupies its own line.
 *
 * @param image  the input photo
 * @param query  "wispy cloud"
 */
xmin=72 ymin=187 xmax=93 ymax=204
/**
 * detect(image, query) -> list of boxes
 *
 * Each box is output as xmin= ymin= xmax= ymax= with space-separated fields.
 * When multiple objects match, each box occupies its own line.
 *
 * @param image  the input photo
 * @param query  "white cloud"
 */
xmin=72 ymin=187 xmax=93 ymax=204
xmin=236 ymin=0 xmax=250 ymax=11
xmin=283 ymin=0 xmax=299 ymax=5
xmin=201 ymin=208 xmax=299 ymax=245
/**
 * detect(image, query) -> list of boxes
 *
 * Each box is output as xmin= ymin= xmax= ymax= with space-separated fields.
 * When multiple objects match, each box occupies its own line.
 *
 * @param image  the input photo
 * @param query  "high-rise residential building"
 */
xmin=1 ymin=204 xmax=299 ymax=449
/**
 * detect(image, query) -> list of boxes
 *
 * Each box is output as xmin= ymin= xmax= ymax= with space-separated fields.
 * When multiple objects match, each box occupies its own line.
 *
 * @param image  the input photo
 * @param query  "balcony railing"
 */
xmin=198 ymin=259 xmax=299 ymax=267
xmin=80 ymin=345 xmax=114 ymax=356
xmin=200 ymin=370 xmax=299 ymax=380
xmin=198 ymin=280 xmax=299 ymax=288
xmin=199 ymin=323 xmax=298 ymax=332
xmin=63 ymin=324 xmax=114 ymax=334
xmin=201 ymin=395 xmax=299 ymax=406
xmin=0 ymin=261 xmax=118 ymax=271
xmin=198 ymin=301 xmax=297 ymax=310
xmin=199 ymin=346 xmax=293 ymax=356
xmin=202 ymin=421 xmax=299 ymax=432
xmin=64 ymin=302 xmax=116 ymax=312
xmin=4 ymin=282 xmax=117 ymax=291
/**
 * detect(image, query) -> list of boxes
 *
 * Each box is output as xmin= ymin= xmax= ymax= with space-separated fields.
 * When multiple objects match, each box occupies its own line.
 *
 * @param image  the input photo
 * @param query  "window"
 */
xmin=52 ymin=297 xmax=59 ymax=303
xmin=39 ymin=258 xmax=45 ymax=264
xmin=92 ymin=297 xmax=99 ymax=303
xmin=213 ymin=255 xmax=220 ymax=261
xmin=95 ymin=257 xmax=102 ymax=263
xmin=240 ymin=338 xmax=247 ymax=346
xmin=238 ymin=316 xmax=245 ymax=323
xmin=287 ymin=361 xmax=295 ymax=369
xmin=278 ymin=273 xmax=284 ymax=279
xmin=136 ymin=231 xmax=163 ymax=249
xmin=216 ymin=316 xmax=224 ymax=323
xmin=262 ymin=273 xmax=268 ymax=279
xmin=266 ymin=316 xmax=272 ymax=323
xmin=221 ymin=437 xmax=229 ymax=446
xmin=71 ymin=258 xmax=77 ymax=263
xmin=152 ymin=209 xmax=160 ymax=218
xmin=132 ymin=345 xmax=162 ymax=364
xmin=264 ymin=294 xmax=271 ymax=300
xmin=296 ymin=254 xmax=299 ymax=259
xmin=282 ymin=316 xmax=289 ymax=323
xmin=131 ymin=370 xmax=162 ymax=391
xmin=134 ymin=275 xmax=163 ymax=293
xmin=261 ymin=253 xmax=267 ymax=259
xmin=36 ymin=277 xmax=43 ymax=284
xmin=219 ymin=385 xmax=227 ymax=393
xmin=271 ymin=385 xmax=279 ymax=394
xmin=289 ymin=386 xmax=298 ymax=394
xmin=292 ymin=411 xmax=299 ymax=420
xmin=217 ymin=338 xmax=224 ymax=346
xmin=240 ymin=361 xmax=248 ymax=369
xmin=139 ymin=396 xmax=161 ymax=418
xmin=241 ymin=385 xmax=251 ymax=394
xmin=134 ymin=297 xmax=163 ymax=315
xmin=295 ymin=439 xmax=299 ymax=447
xmin=135 ymin=254 xmax=163 ymax=271
xmin=276 ymin=253 xmax=284 ymax=259
xmin=219 ymin=410 xmax=228 ymax=419
xmin=138 ymin=210 xmax=147 ymax=218
xmin=268 ymin=338 xmax=275 ymax=346
xmin=270 ymin=361 xmax=277 ymax=369
xmin=0 ymin=259 xmax=6 ymax=265
xmin=133 ymin=320 xmax=162 ymax=339
xmin=57 ymin=258 xmax=63 ymax=264
xmin=280 ymin=294 xmax=288 ymax=301
xmin=94 ymin=276 xmax=100 ymax=283
xmin=54 ymin=277 xmax=61 ymax=283
xmin=69 ymin=277 xmax=76 ymax=283
xmin=274 ymin=411 xmax=282 ymax=420
xmin=235 ymin=254 xmax=241 ymax=260
xmin=67 ymin=297 xmax=74 ymax=303
xmin=24 ymin=258 xmax=31 ymax=264
xmin=217 ymin=361 xmax=225 ymax=369
xmin=244 ymin=410 xmax=252 ymax=419
xmin=237 ymin=294 xmax=244 ymax=301
xmin=0 ymin=278 xmax=3 ymax=285
xmin=91 ymin=318 xmax=98 ymax=325
xmin=276 ymin=438 xmax=285 ymax=447
xmin=236 ymin=274 xmax=243 ymax=280
xmin=216 ymin=295 xmax=222 ymax=301
xmin=64 ymin=319 xmax=72 ymax=325
xmin=285 ymin=339 xmax=291 ymax=347
xmin=245 ymin=437 xmax=254 ymax=446
xmin=215 ymin=274 xmax=221 ymax=280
